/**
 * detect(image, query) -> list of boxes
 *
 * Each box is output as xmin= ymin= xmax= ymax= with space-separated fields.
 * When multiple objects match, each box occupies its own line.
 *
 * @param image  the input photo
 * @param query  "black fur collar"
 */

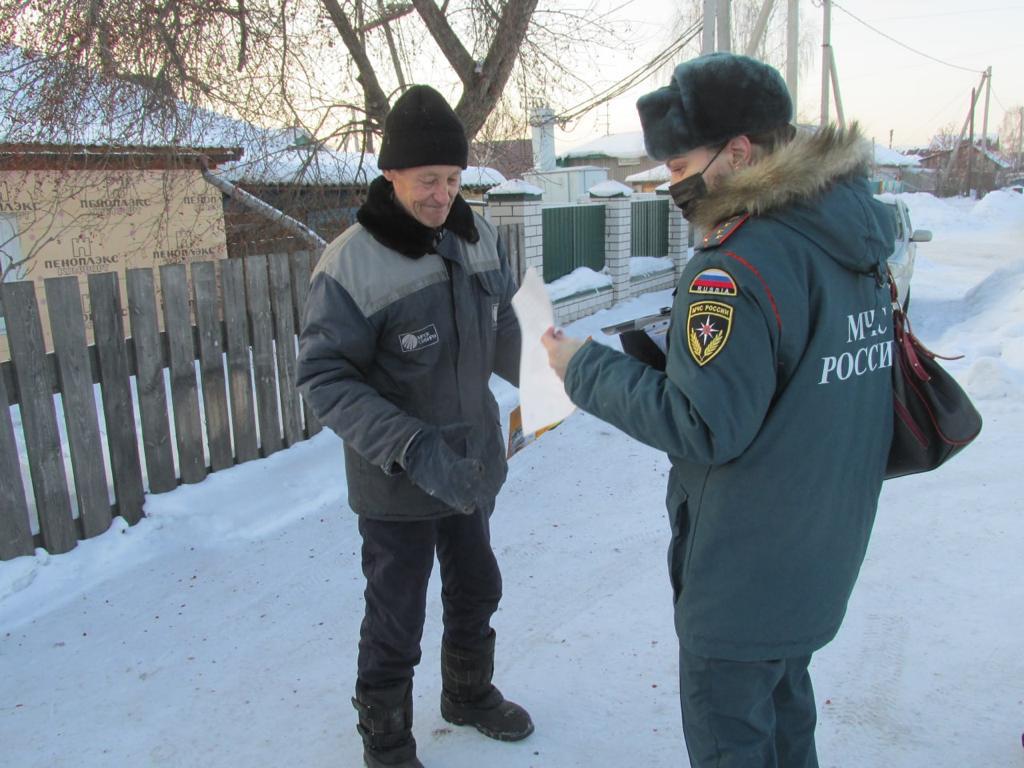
xmin=356 ymin=175 xmax=479 ymax=258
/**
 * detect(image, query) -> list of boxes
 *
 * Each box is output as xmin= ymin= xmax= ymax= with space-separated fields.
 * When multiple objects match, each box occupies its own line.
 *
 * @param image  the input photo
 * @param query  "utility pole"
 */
xmin=966 ymin=87 xmax=976 ymax=197
xmin=938 ymin=71 xmax=987 ymax=196
xmin=889 ymin=129 xmax=894 ymax=149
xmin=703 ymin=0 xmax=717 ymax=53
xmin=829 ymin=44 xmax=846 ymax=128
xmin=1018 ymin=107 xmax=1023 ymax=171
xmin=980 ymin=67 xmax=992 ymax=159
xmin=820 ymin=0 xmax=832 ymax=126
xmin=717 ymin=0 xmax=732 ymax=52
xmin=787 ymin=0 xmax=799 ymax=112
xmin=745 ymin=0 xmax=774 ymax=57
xmin=703 ymin=0 xmax=732 ymax=54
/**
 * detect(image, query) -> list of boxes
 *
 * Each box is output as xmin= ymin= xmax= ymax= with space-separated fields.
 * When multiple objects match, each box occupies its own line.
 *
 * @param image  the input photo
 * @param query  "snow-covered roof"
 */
xmin=874 ymin=145 xmax=920 ymax=167
xmin=918 ymin=143 xmax=1012 ymax=169
xmin=1 ymin=45 xmax=247 ymax=150
xmin=588 ymin=179 xmax=633 ymax=197
xmin=487 ymin=179 xmax=544 ymax=196
xmin=2 ymin=47 xmax=504 ymax=189
xmin=625 ymin=165 xmax=670 ymax=184
xmin=461 ymin=165 xmax=506 ymax=188
xmin=218 ymin=130 xmax=379 ymax=186
xmin=977 ymin=145 xmax=1011 ymax=169
xmin=559 ymin=131 xmax=646 ymax=161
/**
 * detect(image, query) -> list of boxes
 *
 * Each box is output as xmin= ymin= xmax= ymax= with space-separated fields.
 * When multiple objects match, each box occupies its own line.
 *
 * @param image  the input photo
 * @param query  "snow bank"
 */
xmin=545 ymin=266 xmax=611 ymax=301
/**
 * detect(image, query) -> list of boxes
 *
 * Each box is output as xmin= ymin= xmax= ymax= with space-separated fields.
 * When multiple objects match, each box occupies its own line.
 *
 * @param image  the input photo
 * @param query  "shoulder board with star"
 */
xmin=699 ymin=214 xmax=750 ymax=249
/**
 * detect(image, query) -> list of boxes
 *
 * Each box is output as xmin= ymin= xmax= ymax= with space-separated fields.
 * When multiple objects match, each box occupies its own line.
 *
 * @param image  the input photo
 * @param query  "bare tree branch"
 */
xmin=357 ymin=2 xmax=414 ymax=33
xmin=454 ymin=0 xmax=537 ymax=137
xmin=320 ymin=0 xmax=392 ymax=130
xmin=410 ymin=0 xmax=475 ymax=81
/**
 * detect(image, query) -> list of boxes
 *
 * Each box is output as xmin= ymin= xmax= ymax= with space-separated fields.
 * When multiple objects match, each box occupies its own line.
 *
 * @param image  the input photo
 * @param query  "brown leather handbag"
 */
xmin=885 ymin=271 xmax=982 ymax=479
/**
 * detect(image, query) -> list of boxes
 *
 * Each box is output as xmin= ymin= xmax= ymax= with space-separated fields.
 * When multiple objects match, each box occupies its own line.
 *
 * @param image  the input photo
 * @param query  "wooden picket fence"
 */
xmin=0 ymin=251 xmax=322 ymax=561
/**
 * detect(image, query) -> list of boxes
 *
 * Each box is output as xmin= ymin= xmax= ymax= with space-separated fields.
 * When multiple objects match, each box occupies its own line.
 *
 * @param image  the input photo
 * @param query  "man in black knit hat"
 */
xmin=297 ymin=85 xmax=531 ymax=768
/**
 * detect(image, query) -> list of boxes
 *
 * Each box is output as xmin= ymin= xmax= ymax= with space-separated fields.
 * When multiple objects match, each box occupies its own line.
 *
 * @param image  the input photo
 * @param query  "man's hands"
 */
xmin=403 ymin=425 xmax=484 ymax=515
xmin=540 ymin=326 xmax=587 ymax=382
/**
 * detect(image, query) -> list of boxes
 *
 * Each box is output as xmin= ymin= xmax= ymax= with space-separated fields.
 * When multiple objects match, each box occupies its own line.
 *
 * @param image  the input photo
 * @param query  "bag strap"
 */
xmin=885 ymin=267 xmax=963 ymax=379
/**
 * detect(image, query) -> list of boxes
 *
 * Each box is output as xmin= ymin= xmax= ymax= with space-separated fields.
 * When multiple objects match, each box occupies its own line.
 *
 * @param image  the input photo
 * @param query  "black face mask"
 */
xmin=667 ymin=144 xmax=726 ymax=219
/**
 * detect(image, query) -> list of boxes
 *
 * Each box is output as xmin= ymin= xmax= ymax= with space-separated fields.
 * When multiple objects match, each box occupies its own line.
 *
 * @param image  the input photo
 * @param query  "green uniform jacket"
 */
xmin=564 ymin=127 xmax=897 ymax=661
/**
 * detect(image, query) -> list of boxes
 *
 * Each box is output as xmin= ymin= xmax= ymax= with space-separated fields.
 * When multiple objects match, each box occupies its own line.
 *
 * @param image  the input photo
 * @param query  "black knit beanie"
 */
xmin=377 ymin=85 xmax=469 ymax=170
xmin=637 ymin=53 xmax=793 ymax=161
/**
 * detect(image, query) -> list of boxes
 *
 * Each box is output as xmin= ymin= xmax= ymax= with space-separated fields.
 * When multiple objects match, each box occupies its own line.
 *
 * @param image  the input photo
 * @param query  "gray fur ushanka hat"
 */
xmin=637 ymin=52 xmax=793 ymax=161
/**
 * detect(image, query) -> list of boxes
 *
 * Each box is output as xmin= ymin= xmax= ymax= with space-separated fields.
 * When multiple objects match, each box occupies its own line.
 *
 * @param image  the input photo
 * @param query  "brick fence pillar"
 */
xmin=589 ymin=181 xmax=633 ymax=304
xmin=658 ymin=188 xmax=690 ymax=281
xmin=485 ymin=184 xmax=543 ymax=281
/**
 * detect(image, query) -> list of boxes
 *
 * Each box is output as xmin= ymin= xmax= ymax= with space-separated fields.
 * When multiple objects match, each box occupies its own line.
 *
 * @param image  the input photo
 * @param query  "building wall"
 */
xmin=918 ymin=148 xmax=1004 ymax=195
xmin=0 ymin=167 xmax=228 ymax=356
xmin=561 ymin=155 xmax=662 ymax=184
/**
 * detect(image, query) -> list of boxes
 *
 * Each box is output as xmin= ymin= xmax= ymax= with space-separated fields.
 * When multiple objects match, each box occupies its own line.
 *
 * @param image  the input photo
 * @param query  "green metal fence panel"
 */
xmin=542 ymin=204 xmax=606 ymax=283
xmin=631 ymin=198 xmax=669 ymax=258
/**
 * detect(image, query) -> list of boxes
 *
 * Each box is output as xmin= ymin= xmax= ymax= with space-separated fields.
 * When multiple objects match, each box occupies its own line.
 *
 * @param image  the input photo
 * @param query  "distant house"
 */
xmin=625 ymin=164 xmax=670 ymax=193
xmin=557 ymin=131 xmax=661 ymax=184
xmin=460 ymin=166 xmax=508 ymax=201
xmin=871 ymin=145 xmax=928 ymax=193
xmin=470 ymin=139 xmax=533 ymax=181
xmin=917 ymin=141 xmax=1011 ymax=196
xmin=215 ymin=129 xmax=379 ymax=255
xmin=0 ymin=141 xmax=241 ymax=356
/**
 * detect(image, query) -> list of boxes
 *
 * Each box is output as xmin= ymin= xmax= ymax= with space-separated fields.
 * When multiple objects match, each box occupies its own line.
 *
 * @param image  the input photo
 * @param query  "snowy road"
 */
xmin=2 ymin=192 xmax=1022 ymax=767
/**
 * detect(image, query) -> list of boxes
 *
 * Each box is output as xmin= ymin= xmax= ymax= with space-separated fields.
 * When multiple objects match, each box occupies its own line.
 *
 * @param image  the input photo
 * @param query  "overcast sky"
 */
xmin=554 ymin=0 xmax=1024 ymax=154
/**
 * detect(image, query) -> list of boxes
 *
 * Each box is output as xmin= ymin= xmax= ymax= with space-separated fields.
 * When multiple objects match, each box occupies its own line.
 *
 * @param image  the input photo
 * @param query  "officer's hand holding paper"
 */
xmin=511 ymin=268 xmax=577 ymax=433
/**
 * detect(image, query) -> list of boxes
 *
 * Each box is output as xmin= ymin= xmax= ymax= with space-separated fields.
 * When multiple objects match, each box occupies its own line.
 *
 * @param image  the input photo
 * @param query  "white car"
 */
xmin=875 ymin=194 xmax=931 ymax=309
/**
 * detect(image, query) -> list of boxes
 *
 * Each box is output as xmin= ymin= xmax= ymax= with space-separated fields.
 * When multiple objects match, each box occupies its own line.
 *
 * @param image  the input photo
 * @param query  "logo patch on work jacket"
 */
xmin=688 ymin=268 xmax=737 ymax=296
xmin=687 ymin=301 xmax=733 ymax=366
xmin=398 ymin=325 xmax=440 ymax=352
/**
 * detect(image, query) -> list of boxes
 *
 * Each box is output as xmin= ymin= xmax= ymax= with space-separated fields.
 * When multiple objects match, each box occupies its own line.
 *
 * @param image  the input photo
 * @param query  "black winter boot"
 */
xmin=352 ymin=679 xmax=425 ymax=768
xmin=440 ymin=631 xmax=534 ymax=742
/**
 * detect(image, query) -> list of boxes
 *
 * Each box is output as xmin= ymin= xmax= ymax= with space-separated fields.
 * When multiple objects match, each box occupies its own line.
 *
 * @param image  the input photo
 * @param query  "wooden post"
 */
xmin=88 ymin=272 xmax=146 ymax=524
xmin=268 ymin=253 xmax=302 ymax=448
xmin=45 ymin=277 xmax=112 ymax=539
xmin=244 ymin=255 xmax=283 ymax=457
xmin=2 ymin=281 xmax=77 ymax=554
xmin=192 ymin=261 xmax=233 ymax=471
xmin=0 ymin=359 xmax=33 ymax=559
xmin=289 ymin=251 xmax=322 ymax=438
xmin=221 ymin=258 xmax=259 ymax=462
xmin=126 ymin=268 xmax=177 ymax=493
xmin=159 ymin=264 xmax=207 ymax=483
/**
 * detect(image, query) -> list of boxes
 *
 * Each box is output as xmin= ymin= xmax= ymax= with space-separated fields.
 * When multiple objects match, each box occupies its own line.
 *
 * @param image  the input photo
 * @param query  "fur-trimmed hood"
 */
xmin=690 ymin=123 xmax=893 ymax=275
xmin=688 ymin=124 xmax=871 ymax=231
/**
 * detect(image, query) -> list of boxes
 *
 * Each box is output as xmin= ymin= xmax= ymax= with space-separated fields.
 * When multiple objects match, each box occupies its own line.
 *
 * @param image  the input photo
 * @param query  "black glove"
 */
xmin=404 ymin=425 xmax=485 ymax=514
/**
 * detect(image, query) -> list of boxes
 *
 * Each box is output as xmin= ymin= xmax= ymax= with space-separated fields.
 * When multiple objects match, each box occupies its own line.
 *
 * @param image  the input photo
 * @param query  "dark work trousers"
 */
xmin=356 ymin=510 xmax=502 ymax=688
xmin=679 ymin=647 xmax=820 ymax=768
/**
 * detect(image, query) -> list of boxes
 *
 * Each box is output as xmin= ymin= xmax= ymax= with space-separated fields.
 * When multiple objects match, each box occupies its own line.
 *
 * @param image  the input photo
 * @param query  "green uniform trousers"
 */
xmin=679 ymin=648 xmax=820 ymax=768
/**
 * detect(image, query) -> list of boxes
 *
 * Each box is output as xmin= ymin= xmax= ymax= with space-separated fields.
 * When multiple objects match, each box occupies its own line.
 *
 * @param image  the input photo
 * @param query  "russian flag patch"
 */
xmin=688 ymin=268 xmax=737 ymax=296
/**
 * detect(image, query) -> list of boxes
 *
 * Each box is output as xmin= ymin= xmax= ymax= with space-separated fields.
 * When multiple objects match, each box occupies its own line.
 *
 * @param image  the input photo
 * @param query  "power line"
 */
xmin=556 ymin=20 xmax=703 ymax=125
xmin=867 ymin=6 xmax=1024 ymax=22
xmin=990 ymin=85 xmax=1010 ymax=113
xmin=829 ymin=0 xmax=985 ymax=75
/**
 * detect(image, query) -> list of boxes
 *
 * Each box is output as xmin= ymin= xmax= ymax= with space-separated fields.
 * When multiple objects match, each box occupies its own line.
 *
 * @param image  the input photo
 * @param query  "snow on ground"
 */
xmin=2 ymin=192 xmax=1023 ymax=767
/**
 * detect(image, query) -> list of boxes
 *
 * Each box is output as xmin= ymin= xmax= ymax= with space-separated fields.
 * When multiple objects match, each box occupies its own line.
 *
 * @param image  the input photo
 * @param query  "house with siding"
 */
xmin=557 ymin=131 xmax=661 ymax=184
xmin=917 ymin=140 xmax=1011 ymax=196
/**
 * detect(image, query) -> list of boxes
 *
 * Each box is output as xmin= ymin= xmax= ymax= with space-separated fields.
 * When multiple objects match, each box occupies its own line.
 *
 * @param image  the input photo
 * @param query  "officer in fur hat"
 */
xmin=297 ymin=85 xmax=531 ymax=768
xmin=542 ymin=53 xmax=896 ymax=767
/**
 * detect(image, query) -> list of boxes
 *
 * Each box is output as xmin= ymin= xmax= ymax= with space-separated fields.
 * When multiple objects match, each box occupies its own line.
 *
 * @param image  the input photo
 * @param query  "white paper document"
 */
xmin=511 ymin=268 xmax=577 ymax=433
